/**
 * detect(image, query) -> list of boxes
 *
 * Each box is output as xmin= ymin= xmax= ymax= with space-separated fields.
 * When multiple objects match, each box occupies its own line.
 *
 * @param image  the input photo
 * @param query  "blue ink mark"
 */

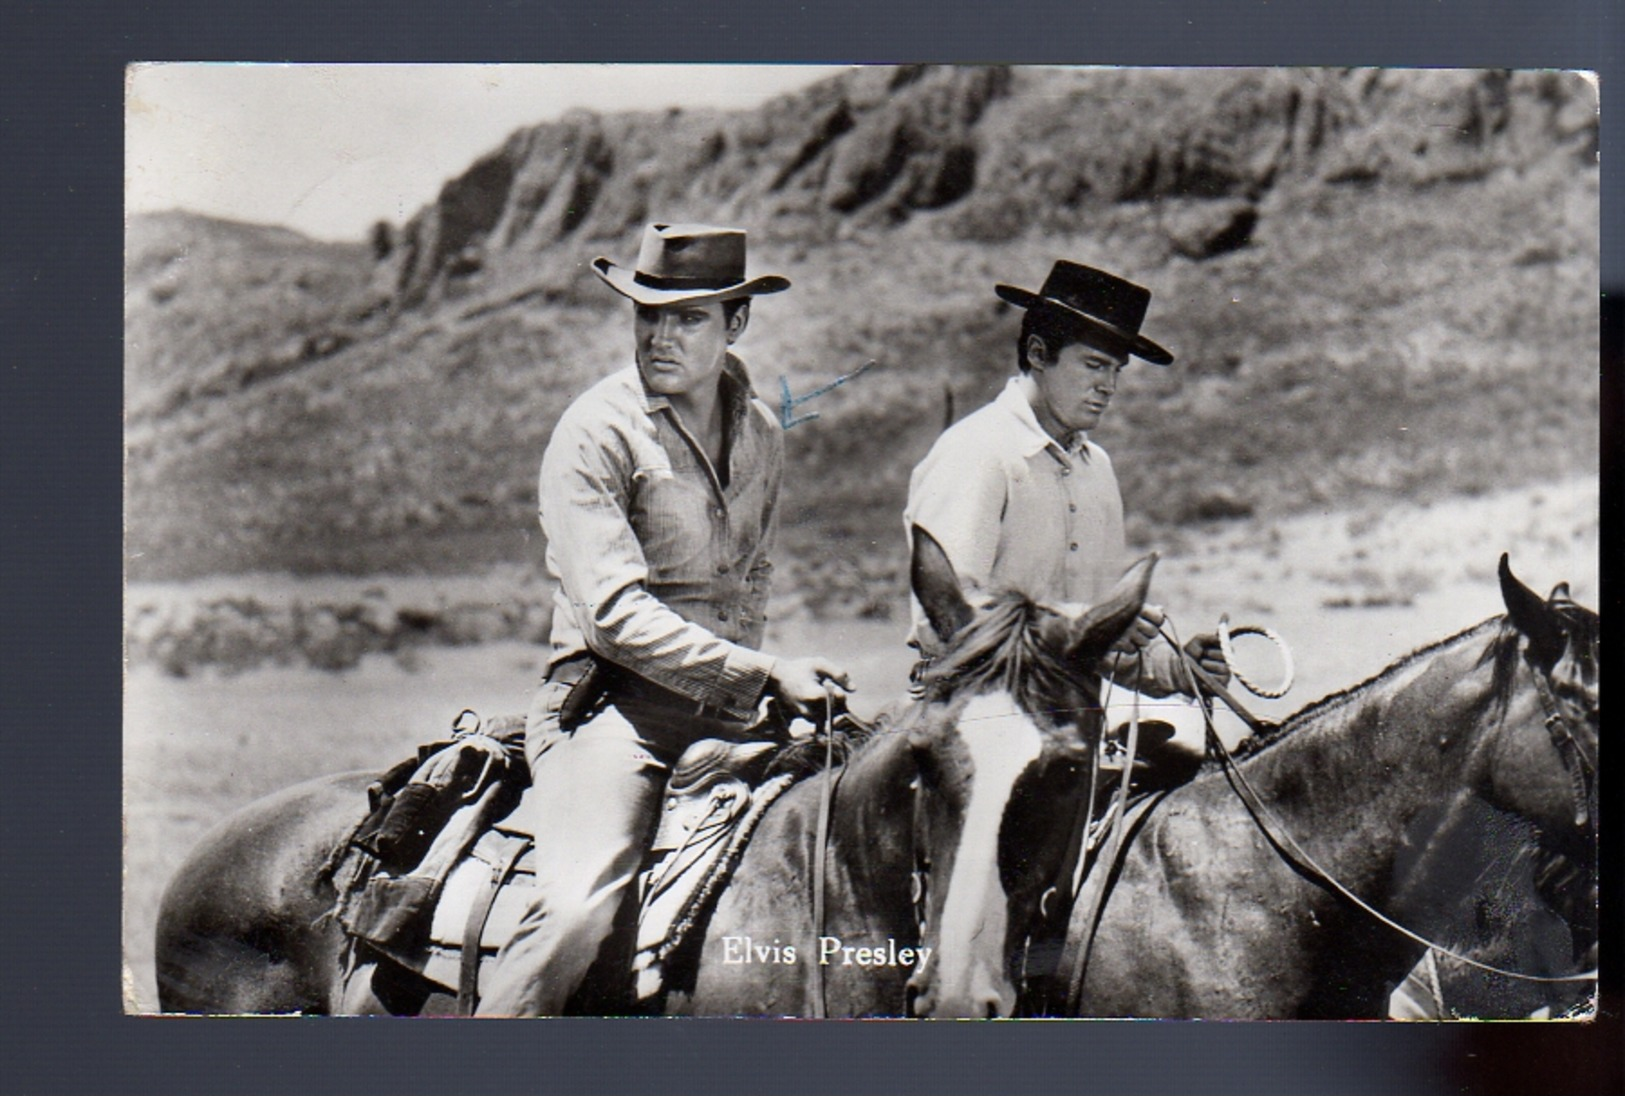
xmin=778 ymin=360 xmax=878 ymax=430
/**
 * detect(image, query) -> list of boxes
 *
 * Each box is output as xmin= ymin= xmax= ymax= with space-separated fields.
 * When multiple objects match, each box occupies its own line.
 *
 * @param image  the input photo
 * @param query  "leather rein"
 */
xmin=1161 ymin=619 xmax=1599 ymax=988
xmin=806 ymin=619 xmax=1596 ymax=1020
xmin=810 ymin=686 xmax=841 ymax=1019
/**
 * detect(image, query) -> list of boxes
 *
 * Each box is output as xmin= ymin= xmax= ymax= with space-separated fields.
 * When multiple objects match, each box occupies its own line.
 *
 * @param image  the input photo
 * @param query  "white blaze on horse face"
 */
xmin=931 ymin=692 xmax=1044 ymax=1017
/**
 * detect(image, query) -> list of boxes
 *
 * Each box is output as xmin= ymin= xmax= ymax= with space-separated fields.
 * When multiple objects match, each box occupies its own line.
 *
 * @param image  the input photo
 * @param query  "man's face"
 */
xmin=634 ymin=301 xmax=741 ymax=398
xmin=1030 ymin=335 xmax=1128 ymax=436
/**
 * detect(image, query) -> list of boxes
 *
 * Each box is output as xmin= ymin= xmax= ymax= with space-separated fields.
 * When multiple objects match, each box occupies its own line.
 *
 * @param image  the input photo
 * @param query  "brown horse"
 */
xmin=1051 ymin=556 xmax=1597 ymax=1018
xmin=156 ymin=530 xmax=1153 ymax=1017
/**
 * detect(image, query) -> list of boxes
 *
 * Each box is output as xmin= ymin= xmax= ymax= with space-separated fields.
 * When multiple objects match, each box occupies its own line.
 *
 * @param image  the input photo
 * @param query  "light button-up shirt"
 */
xmin=540 ymin=357 xmax=782 ymax=720
xmin=903 ymin=374 xmax=1183 ymax=695
xmin=905 ymin=374 xmax=1129 ymax=636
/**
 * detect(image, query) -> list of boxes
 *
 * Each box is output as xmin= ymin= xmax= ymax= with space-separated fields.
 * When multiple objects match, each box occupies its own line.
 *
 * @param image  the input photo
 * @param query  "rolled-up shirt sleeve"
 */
xmin=540 ymin=413 xmax=776 ymax=720
xmin=1102 ymin=646 xmax=1184 ymax=700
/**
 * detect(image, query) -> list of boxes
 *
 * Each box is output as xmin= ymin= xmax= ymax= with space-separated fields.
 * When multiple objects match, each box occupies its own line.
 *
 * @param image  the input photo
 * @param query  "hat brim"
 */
xmin=995 ymin=283 xmax=1173 ymax=366
xmin=593 ymin=258 xmax=790 ymax=306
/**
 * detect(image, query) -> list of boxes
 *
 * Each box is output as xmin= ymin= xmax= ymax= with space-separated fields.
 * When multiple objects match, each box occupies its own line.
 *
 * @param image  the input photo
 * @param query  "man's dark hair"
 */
xmin=1016 ymin=305 xmax=1126 ymax=371
xmin=1017 ymin=307 xmax=1080 ymax=372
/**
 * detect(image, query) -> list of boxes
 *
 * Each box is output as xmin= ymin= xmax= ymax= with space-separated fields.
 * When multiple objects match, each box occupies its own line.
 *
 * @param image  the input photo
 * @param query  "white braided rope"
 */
xmin=1217 ymin=615 xmax=1295 ymax=698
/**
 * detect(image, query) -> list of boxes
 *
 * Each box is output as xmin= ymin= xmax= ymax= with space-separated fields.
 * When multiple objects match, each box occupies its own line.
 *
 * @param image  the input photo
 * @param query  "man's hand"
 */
xmin=1110 ymin=603 xmax=1165 ymax=656
xmin=767 ymin=657 xmax=854 ymax=722
xmin=1183 ymin=633 xmax=1230 ymax=686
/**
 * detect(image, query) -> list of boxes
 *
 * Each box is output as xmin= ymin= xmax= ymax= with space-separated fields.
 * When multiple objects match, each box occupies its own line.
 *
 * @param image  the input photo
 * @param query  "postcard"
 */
xmin=124 ymin=62 xmax=1599 ymax=1019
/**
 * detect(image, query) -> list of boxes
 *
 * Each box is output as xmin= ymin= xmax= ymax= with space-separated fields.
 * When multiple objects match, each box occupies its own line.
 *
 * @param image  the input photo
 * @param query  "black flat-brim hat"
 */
xmin=593 ymin=222 xmax=790 ymax=306
xmin=995 ymin=260 xmax=1173 ymax=365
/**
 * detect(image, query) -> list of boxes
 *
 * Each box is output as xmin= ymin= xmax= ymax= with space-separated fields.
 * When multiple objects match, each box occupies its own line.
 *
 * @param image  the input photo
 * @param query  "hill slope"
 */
xmin=125 ymin=65 xmax=1600 ymax=614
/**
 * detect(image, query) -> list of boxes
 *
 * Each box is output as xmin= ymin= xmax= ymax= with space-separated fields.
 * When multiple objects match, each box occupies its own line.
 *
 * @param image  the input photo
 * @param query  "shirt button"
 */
xmin=717 ymin=562 xmax=731 ymax=574
xmin=1070 ymin=542 xmax=1079 ymax=551
xmin=1060 ymin=466 xmax=1072 ymax=477
xmin=717 ymin=609 xmax=729 ymax=622
xmin=1069 ymin=502 xmax=1078 ymax=513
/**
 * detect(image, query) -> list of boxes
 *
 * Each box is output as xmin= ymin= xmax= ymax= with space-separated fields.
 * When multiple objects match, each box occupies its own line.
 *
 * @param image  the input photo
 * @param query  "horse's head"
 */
xmin=1487 ymin=556 xmax=1598 ymax=849
xmin=1482 ymin=555 xmax=1599 ymax=957
xmin=901 ymin=527 xmax=1153 ymax=1017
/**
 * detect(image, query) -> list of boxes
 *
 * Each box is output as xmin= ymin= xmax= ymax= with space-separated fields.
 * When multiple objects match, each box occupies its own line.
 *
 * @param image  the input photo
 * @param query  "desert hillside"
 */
xmin=124 ymin=66 xmax=1599 ymax=629
xmin=122 ymin=66 xmax=1601 ymax=1021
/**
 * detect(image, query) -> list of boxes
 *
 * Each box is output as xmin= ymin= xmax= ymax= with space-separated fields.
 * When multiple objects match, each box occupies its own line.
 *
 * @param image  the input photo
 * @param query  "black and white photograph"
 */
xmin=124 ymin=62 xmax=1599 ymax=1020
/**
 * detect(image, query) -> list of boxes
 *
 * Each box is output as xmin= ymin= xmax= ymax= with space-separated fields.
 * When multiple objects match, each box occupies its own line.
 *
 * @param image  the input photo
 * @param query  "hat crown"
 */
xmin=633 ymin=223 xmax=748 ymax=290
xmin=993 ymin=259 xmax=1172 ymax=364
xmin=594 ymin=222 xmax=789 ymax=305
xmin=1036 ymin=261 xmax=1150 ymax=336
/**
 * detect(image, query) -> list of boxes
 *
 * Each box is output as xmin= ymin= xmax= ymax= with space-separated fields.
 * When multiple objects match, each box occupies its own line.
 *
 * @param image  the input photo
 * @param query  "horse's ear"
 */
xmin=1549 ymin=581 xmax=1573 ymax=604
xmin=1499 ymin=554 xmax=1564 ymax=664
xmin=1069 ymin=553 xmax=1158 ymax=664
xmin=911 ymin=525 xmax=974 ymax=643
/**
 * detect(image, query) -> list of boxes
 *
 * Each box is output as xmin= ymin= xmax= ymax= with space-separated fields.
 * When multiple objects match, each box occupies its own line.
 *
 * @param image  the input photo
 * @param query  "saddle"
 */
xmin=326 ymin=715 xmax=807 ymax=1014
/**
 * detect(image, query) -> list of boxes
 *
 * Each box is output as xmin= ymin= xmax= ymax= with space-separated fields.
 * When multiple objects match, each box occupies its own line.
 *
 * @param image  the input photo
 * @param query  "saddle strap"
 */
xmin=810 ymin=686 xmax=838 ymax=1020
xmin=1061 ymin=666 xmax=1143 ymax=1014
xmin=458 ymin=837 xmax=529 ymax=1016
xmin=1057 ymin=792 xmax=1165 ymax=1013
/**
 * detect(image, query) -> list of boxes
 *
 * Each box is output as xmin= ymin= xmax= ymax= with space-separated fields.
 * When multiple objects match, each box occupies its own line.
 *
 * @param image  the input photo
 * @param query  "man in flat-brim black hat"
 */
xmin=904 ymin=260 xmax=1229 ymax=744
xmin=476 ymin=223 xmax=851 ymax=1016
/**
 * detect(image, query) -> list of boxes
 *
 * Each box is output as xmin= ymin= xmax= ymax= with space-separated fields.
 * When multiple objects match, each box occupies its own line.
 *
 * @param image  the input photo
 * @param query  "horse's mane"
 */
xmin=1227 ymin=592 xmax=1597 ymax=763
xmin=765 ymin=591 xmax=1100 ymax=781
xmin=764 ymin=713 xmax=891 ymax=779
xmin=1227 ymin=616 xmax=1505 ymax=759
xmin=1508 ymin=594 xmax=1599 ymax=705
xmin=915 ymin=591 xmax=1095 ymax=725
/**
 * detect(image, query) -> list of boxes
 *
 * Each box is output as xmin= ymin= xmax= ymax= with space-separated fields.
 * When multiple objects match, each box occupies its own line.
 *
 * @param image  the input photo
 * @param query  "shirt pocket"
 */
xmin=629 ymin=462 xmax=715 ymax=579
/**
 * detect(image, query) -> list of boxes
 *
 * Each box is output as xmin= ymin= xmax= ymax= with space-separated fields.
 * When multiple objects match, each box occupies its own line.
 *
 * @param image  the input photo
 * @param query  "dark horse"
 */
xmin=1055 ymin=556 xmax=1597 ymax=1018
xmin=156 ymin=531 xmax=1154 ymax=1017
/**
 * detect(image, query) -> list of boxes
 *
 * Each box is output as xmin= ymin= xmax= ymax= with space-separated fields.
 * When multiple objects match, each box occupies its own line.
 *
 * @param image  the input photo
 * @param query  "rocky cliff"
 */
xmin=374 ymin=66 xmax=1593 ymax=305
xmin=125 ymin=65 xmax=1599 ymax=595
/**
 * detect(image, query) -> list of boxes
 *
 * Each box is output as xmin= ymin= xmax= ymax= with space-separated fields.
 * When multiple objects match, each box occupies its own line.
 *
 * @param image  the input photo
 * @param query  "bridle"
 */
xmin=898 ymin=626 xmax=1114 ymax=1016
xmin=905 ymin=775 xmax=930 ymax=1016
xmin=902 ymin=714 xmax=1096 ymax=1018
xmin=1526 ymin=650 xmax=1596 ymax=834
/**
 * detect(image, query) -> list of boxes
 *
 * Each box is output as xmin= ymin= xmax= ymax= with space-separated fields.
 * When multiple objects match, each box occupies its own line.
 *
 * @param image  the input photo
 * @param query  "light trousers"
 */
xmin=474 ymin=679 xmax=747 ymax=1016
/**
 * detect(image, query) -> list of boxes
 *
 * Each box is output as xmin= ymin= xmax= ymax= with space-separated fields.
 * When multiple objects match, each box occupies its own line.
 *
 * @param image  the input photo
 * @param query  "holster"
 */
xmin=552 ymin=653 xmax=612 ymax=731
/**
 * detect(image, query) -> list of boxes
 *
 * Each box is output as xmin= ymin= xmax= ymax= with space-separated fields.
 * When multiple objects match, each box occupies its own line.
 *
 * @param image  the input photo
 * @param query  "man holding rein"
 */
xmin=906 ymin=260 xmax=1229 ymax=736
xmin=478 ymin=223 xmax=850 ymax=1016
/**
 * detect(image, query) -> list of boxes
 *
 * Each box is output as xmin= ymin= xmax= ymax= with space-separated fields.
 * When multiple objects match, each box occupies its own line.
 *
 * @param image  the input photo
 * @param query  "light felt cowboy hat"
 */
xmin=592 ymin=223 xmax=790 ymax=306
xmin=996 ymin=260 xmax=1174 ymax=365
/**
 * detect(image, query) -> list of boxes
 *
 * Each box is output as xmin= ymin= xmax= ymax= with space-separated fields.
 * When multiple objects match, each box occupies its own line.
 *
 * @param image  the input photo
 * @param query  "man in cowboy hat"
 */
xmin=905 ymin=260 xmax=1228 ymax=733
xmin=477 ymin=223 xmax=851 ymax=1016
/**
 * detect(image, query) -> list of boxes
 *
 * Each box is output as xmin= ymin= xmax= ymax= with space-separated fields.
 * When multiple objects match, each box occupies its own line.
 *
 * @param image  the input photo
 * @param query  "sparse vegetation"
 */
xmin=124 ymin=66 xmax=1598 ymax=669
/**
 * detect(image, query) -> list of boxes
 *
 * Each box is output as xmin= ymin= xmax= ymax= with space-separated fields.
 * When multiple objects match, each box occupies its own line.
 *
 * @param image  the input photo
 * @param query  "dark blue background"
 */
xmin=3 ymin=2 xmax=1619 ymax=1092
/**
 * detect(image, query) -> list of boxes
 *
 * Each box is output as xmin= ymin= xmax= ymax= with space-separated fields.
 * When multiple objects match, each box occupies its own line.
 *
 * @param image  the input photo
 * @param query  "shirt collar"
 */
xmin=997 ymin=375 xmax=1091 ymax=460
xmin=634 ymin=354 xmax=754 ymax=422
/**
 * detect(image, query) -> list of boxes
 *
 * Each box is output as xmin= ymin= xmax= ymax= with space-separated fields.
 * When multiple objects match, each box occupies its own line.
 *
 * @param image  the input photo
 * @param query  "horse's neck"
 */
xmin=830 ymin=731 xmax=914 ymax=846
xmin=1222 ymin=626 xmax=1499 ymax=895
xmin=823 ymin=733 xmax=916 ymax=908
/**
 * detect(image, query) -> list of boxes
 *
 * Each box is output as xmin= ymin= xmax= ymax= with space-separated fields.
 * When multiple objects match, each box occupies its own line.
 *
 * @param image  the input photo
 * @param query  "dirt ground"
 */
xmin=123 ymin=475 xmax=1598 ymax=1014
